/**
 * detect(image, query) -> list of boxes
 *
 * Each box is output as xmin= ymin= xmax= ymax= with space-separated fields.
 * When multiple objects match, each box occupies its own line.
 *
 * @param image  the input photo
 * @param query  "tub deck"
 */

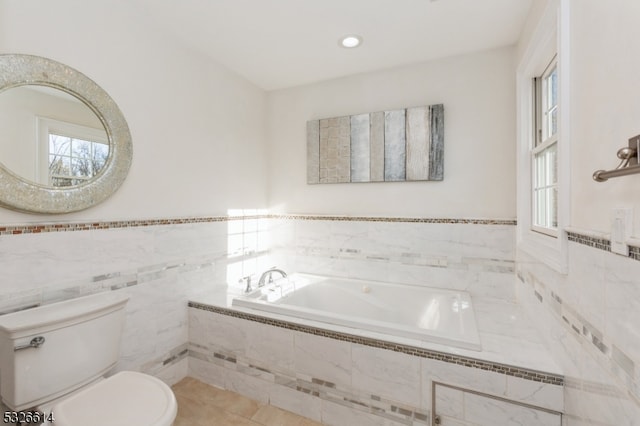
xmin=232 ymin=274 xmax=482 ymax=351
xmin=192 ymin=274 xmax=562 ymax=378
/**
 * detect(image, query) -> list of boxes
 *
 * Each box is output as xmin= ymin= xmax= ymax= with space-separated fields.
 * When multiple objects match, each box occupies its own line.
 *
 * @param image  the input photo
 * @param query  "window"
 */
xmin=226 ymin=209 xmax=271 ymax=289
xmin=516 ymin=0 xmax=569 ymax=273
xmin=48 ymin=134 xmax=109 ymax=187
xmin=37 ymin=117 xmax=108 ymax=187
xmin=532 ymin=58 xmax=558 ymax=235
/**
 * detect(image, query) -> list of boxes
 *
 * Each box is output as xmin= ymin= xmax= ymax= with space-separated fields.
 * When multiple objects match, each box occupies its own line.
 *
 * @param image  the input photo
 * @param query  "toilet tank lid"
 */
xmin=0 ymin=292 xmax=129 ymax=339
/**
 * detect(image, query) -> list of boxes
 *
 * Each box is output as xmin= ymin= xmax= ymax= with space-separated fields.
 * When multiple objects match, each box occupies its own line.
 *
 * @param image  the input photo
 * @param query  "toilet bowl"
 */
xmin=0 ymin=292 xmax=177 ymax=426
xmin=48 ymin=371 xmax=176 ymax=426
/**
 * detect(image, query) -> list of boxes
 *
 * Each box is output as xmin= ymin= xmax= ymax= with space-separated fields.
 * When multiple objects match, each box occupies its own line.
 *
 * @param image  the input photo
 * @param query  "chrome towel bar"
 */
xmin=593 ymin=135 xmax=640 ymax=182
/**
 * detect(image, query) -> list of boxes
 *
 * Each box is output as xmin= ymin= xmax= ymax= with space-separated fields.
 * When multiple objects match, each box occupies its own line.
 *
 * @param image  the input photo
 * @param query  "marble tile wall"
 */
xmin=9 ymin=212 xmax=640 ymax=424
xmin=0 ymin=220 xmax=239 ymax=385
xmin=517 ymin=240 xmax=640 ymax=425
xmin=268 ymin=217 xmax=517 ymax=302
xmin=188 ymin=306 xmax=563 ymax=426
xmin=433 ymin=382 xmax=562 ymax=426
xmin=0 ymin=213 xmax=518 ymax=408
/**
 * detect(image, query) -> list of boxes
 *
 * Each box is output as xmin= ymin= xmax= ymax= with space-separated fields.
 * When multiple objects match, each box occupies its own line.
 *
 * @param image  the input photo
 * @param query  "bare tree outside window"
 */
xmin=49 ymin=134 xmax=108 ymax=187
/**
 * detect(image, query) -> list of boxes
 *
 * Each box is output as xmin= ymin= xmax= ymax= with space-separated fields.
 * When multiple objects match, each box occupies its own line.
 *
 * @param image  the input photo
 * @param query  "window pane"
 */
xmin=72 ymin=157 xmax=92 ymax=177
xmin=543 ymin=64 xmax=558 ymax=140
xmin=71 ymin=139 xmax=92 ymax=158
xmin=48 ymin=133 xmax=109 ymax=186
xmin=94 ymin=142 xmax=109 ymax=161
xmin=49 ymin=156 xmax=70 ymax=176
xmin=533 ymin=142 xmax=558 ymax=230
xmin=535 ymin=153 xmax=544 ymax=187
xmin=49 ymin=135 xmax=71 ymax=156
xmin=534 ymin=189 xmax=545 ymax=227
xmin=549 ymin=106 xmax=558 ymax=138
xmin=547 ymin=66 xmax=557 ymax=108
xmin=551 ymin=187 xmax=558 ymax=228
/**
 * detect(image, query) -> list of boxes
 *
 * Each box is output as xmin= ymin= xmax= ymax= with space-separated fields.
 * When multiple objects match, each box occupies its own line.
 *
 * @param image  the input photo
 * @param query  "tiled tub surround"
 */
xmin=268 ymin=216 xmax=518 ymax=302
xmin=187 ymin=295 xmax=563 ymax=426
xmin=517 ymin=234 xmax=640 ymax=425
xmin=0 ymin=214 xmax=533 ymax=424
xmin=0 ymin=215 xmax=515 ymax=374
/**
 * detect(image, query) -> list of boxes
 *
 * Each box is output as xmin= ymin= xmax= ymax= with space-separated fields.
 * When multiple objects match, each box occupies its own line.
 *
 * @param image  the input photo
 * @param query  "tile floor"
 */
xmin=172 ymin=377 xmax=323 ymax=426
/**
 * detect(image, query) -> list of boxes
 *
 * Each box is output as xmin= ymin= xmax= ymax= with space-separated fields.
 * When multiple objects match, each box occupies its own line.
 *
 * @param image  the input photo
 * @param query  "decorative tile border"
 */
xmin=275 ymin=214 xmax=516 ymax=225
xmin=0 ymin=215 xmax=516 ymax=236
xmin=140 ymin=343 xmax=189 ymax=376
xmin=517 ymin=266 xmax=640 ymax=406
xmin=567 ymin=230 xmax=640 ymax=263
xmin=0 ymin=255 xmax=227 ymax=315
xmin=188 ymin=302 xmax=564 ymax=386
xmin=0 ymin=216 xmax=251 ymax=236
xmin=190 ymin=344 xmax=431 ymax=425
xmin=566 ymin=231 xmax=611 ymax=252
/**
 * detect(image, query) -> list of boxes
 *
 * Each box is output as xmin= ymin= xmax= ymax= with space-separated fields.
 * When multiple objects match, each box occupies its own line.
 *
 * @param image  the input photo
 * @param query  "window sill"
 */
xmin=518 ymin=226 xmax=568 ymax=274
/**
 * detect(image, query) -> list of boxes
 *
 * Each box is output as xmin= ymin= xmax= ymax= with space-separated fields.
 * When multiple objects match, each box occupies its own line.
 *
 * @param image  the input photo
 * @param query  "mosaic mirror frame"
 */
xmin=0 ymin=54 xmax=132 ymax=214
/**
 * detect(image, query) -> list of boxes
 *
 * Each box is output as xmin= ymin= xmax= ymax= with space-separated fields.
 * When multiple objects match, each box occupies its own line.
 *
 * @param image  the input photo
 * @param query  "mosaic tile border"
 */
xmin=566 ymin=231 xmax=611 ymax=252
xmin=0 ymin=216 xmax=251 ymax=236
xmin=188 ymin=302 xmax=564 ymax=386
xmin=517 ymin=266 xmax=640 ymax=407
xmin=567 ymin=230 xmax=640 ymax=261
xmin=141 ymin=343 xmax=189 ymax=377
xmin=0 ymin=251 xmax=234 ymax=315
xmin=274 ymin=215 xmax=517 ymax=225
xmin=0 ymin=214 xmax=516 ymax=236
xmin=190 ymin=344 xmax=430 ymax=425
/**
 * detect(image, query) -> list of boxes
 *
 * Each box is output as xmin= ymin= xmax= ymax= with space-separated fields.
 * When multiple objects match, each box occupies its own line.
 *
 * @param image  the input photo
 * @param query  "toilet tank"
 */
xmin=0 ymin=292 xmax=129 ymax=411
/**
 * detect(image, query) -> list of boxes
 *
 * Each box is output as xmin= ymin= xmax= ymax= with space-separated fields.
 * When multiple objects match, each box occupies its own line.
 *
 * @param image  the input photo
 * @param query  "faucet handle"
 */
xmin=238 ymin=274 xmax=252 ymax=284
xmin=239 ymin=275 xmax=253 ymax=293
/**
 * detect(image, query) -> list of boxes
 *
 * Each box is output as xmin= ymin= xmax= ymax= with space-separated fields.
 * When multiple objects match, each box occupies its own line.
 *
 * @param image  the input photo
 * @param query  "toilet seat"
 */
xmin=50 ymin=371 xmax=177 ymax=426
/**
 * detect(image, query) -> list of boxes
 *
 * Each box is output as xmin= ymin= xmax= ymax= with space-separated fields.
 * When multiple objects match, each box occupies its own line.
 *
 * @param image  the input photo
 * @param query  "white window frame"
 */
xmin=36 ymin=117 xmax=108 ymax=186
xmin=516 ymin=0 xmax=570 ymax=273
xmin=532 ymin=57 xmax=558 ymax=237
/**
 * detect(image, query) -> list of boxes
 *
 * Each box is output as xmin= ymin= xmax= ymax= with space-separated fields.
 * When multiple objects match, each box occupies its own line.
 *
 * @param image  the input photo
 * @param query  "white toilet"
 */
xmin=0 ymin=292 xmax=177 ymax=426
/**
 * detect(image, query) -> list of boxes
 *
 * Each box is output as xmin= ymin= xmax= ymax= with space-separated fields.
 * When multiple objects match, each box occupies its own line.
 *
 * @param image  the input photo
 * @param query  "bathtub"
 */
xmin=231 ymin=273 xmax=481 ymax=351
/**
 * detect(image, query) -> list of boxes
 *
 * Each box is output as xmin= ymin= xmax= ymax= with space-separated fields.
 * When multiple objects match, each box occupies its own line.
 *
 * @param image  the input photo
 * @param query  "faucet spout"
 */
xmin=258 ymin=267 xmax=287 ymax=287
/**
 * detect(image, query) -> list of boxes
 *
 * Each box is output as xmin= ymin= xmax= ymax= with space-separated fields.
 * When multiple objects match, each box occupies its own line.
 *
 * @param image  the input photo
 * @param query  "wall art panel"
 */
xmin=307 ymin=104 xmax=444 ymax=184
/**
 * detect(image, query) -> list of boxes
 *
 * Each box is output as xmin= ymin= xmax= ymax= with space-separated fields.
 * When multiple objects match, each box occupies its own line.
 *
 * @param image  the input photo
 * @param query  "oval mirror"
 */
xmin=0 ymin=54 xmax=132 ymax=214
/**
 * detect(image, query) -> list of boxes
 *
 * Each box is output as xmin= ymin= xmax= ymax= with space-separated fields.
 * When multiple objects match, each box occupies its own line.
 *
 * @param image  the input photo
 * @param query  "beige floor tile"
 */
xmin=173 ymin=377 xmax=322 ymax=426
xmin=251 ymin=405 xmax=322 ymax=426
xmin=175 ymin=392 xmax=261 ymax=426
xmin=211 ymin=388 xmax=263 ymax=418
xmin=173 ymin=376 xmax=262 ymax=418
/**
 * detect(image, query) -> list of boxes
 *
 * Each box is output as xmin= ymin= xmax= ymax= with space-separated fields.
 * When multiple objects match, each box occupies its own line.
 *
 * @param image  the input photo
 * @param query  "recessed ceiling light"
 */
xmin=339 ymin=35 xmax=362 ymax=48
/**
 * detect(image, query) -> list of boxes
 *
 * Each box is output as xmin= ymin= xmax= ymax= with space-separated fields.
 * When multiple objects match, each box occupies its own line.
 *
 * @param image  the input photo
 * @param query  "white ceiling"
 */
xmin=133 ymin=0 xmax=533 ymax=91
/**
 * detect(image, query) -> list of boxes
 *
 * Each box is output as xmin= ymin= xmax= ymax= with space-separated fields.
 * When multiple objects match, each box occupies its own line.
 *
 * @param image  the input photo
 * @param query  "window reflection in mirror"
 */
xmin=0 ymin=85 xmax=108 ymax=187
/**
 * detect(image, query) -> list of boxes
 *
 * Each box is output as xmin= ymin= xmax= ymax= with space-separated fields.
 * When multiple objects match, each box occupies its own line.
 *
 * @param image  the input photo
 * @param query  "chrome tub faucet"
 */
xmin=239 ymin=275 xmax=253 ymax=293
xmin=258 ymin=267 xmax=287 ymax=287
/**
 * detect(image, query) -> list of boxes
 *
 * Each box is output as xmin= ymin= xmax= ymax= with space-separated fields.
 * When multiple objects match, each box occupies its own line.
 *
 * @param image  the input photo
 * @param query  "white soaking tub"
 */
xmin=231 ymin=273 xmax=481 ymax=351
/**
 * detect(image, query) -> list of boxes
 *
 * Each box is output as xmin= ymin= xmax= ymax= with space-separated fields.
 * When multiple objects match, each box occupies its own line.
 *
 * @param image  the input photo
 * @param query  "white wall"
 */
xmin=0 ymin=0 xmax=268 ymax=223
xmin=516 ymin=1 xmax=640 ymax=423
xmin=266 ymin=46 xmax=517 ymax=219
xmin=0 ymin=0 xmax=269 ymax=388
xmin=569 ymin=0 xmax=640 ymax=235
